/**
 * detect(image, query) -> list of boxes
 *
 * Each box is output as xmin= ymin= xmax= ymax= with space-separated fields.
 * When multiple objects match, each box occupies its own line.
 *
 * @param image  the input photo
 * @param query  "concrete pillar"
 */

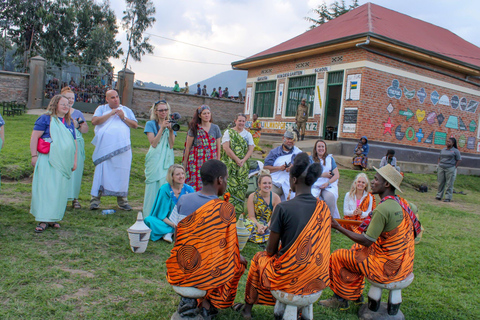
xmin=27 ymin=56 xmax=46 ymax=109
xmin=118 ymin=68 xmax=134 ymax=107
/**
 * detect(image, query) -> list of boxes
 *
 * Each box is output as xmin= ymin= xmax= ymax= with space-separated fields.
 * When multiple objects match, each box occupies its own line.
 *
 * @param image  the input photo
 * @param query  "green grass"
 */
xmin=1 ymin=115 xmax=480 ymax=319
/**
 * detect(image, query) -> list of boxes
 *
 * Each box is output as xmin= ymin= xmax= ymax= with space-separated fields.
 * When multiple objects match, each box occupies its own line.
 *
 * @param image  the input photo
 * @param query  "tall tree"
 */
xmin=122 ymin=0 xmax=156 ymax=71
xmin=305 ymin=0 xmax=359 ymax=29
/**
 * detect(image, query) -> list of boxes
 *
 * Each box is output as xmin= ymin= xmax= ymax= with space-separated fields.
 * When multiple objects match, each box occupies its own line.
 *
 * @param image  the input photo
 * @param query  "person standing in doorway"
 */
xmin=295 ymin=98 xmax=309 ymax=141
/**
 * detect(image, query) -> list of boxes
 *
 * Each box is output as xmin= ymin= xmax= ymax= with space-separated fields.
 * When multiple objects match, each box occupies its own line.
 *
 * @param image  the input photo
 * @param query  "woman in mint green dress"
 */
xmin=30 ymin=95 xmax=77 ymax=233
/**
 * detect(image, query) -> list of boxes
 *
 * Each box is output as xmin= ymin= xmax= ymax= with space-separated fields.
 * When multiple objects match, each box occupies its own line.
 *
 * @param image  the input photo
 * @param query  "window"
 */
xmin=253 ymin=81 xmax=276 ymax=118
xmin=285 ymin=75 xmax=316 ymax=117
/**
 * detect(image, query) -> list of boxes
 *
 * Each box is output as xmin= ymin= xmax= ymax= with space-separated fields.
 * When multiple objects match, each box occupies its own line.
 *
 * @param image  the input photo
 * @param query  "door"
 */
xmin=323 ymin=71 xmax=344 ymax=140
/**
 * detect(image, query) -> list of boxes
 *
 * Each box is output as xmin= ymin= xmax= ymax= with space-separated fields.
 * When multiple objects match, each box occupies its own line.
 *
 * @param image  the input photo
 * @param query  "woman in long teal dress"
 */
xmin=144 ymin=164 xmax=194 ymax=242
xmin=244 ymin=170 xmax=281 ymax=243
xmin=221 ymin=113 xmax=255 ymax=213
xmin=62 ymin=87 xmax=89 ymax=209
xmin=143 ymin=100 xmax=175 ymax=217
xmin=30 ymin=95 xmax=77 ymax=233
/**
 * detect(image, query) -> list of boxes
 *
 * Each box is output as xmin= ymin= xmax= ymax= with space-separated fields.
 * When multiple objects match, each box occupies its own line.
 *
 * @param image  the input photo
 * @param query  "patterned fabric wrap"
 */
xmin=329 ymin=203 xmax=415 ymax=301
xmin=250 ymin=120 xmax=263 ymax=152
xmin=166 ymin=196 xmax=246 ymax=309
xmin=221 ymin=128 xmax=249 ymax=213
xmin=244 ymin=190 xmax=272 ymax=244
xmin=352 ymin=154 xmax=368 ymax=168
xmin=183 ymin=125 xmax=217 ymax=191
xmin=244 ymin=200 xmax=331 ymax=306
xmin=358 ymin=196 xmax=422 ymax=238
xmin=342 ymin=193 xmax=376 ymax=233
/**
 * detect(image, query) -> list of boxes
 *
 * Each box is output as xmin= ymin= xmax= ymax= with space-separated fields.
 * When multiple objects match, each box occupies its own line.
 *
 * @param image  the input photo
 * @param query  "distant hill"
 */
xmin=135 ymin=70 xmax=247 ymax=96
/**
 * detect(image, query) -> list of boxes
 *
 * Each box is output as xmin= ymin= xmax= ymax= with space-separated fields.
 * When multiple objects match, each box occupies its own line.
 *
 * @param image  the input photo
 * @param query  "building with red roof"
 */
xmin=232 ymin=2 xmax=480 ymax=156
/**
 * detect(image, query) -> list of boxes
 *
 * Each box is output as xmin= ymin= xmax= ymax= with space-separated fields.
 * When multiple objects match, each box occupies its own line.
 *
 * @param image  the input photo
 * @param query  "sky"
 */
xmin=108 ymin=0 xmax=480 ymax=86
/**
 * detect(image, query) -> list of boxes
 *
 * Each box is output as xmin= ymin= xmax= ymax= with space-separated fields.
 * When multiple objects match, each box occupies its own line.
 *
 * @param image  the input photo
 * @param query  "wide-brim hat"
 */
xmin=373 ymin=165 xmax=403 ymax=193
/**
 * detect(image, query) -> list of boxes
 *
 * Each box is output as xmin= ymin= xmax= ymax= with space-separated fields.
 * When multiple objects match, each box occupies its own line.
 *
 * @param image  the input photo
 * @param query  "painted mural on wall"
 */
xmin=246 ymin=121 xmax=318 ymax=132
xmin=382 ymin=78 xmax=479 ymax=153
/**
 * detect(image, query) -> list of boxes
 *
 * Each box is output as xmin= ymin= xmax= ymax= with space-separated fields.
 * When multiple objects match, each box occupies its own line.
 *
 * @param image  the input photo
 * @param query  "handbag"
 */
xmin=37 ymin=138 xmax=51 ymax=154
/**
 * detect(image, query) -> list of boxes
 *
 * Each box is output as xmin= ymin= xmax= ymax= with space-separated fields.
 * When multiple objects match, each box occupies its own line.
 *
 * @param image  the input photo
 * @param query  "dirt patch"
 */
xmin=60 ymin=268 xmax=95 ymax=278
xmin=58 ymin=288 xmax=90 ymax=301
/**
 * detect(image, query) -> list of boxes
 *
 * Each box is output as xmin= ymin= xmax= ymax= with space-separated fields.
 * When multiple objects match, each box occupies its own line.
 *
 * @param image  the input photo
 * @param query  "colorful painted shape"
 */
xmin=417 ymin=88 xmax=427 ymax=103
xmin=446 ymin=116 xmax=459 ymax=129
xmin=404 ymin=87 xmax=415 ymax=99
xmin=399 ymin=108 xmax=414 ymax=121
xmin=439 ymin=95 xmax=449 ymax=106
xmin=387 ymin=103 xmax=394 ymax=114
xmin=459 ymin=118 xmax=467 ymax=131
xmin=416 ymin=128 xmax=424 ymax=142
xmin=383 ymin=117 xmax=393 ymax=135
xmin=458 ymin=135 xmax=466 ymax=148
xmin=416 ymin=109 xmax=426 ymax=123
xmin=460 ymin=97 xmax=467 ymax=111
xmin=451 ymin=95 xmax=459 ymax=109
xmin=426 ymin=112 xmax=437 ymax=125
xmin=467 ymin=137 xmax=475 ymax=149
xmin=434 ymin=132 xmax=447 ymax=145
xmin=387 ymin=80 xmax=402 ymax=99
xmin=437 ymin=113 xmax=445 ymax=126
xmin=430 ymin=90 xmax=440 ymax=105
xmin=395 ymin=125 xmax=405 ymax=140
xmin=405 ymin=127 xmax=415 ymax=141
xmin=469 ymin=120 xmax=477 ymax=132
xmin=467 ymin=100 xmax=479 ymax=113
xmin=424 ymin=131 xmax=433 ymax=144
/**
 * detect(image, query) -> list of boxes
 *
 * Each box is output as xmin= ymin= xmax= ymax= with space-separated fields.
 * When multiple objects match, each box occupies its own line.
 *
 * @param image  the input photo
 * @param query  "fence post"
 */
xmin=27 ymin=55 xmax=46 ymax=109
xmin=118 ymin=68 xmax=134 ymax=107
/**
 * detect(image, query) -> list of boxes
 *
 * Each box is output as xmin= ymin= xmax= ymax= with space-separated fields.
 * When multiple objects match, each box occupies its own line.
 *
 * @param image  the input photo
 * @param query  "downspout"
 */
xmin=356 ymin=35 xmax=370 ymax=48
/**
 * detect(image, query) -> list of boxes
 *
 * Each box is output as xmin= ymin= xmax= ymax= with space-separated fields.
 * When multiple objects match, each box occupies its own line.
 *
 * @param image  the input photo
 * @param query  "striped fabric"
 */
xmin=245 ymin=200 xmax=331 ymax=306
xmin=166 ymin=197 xmax=246 ymax=309
xmin=342 ymin=193 xmax=376 ymax=233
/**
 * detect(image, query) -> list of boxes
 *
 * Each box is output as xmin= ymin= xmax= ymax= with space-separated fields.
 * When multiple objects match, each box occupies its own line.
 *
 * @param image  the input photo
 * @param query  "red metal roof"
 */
xmin=244 ymin=2 xmax=480 ymax=69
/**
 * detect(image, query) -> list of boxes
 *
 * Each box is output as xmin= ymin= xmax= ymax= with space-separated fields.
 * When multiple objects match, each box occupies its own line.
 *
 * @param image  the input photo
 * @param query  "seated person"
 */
xmin=144 ymin=164 xmax=194 ymax=243
xmin=379 ymin=149 xmax=400 ymax=172
xmin=166 ymin=160 xmax=247 ymax=319
xmin=238 ymin=153 xmax=332 ymax=319
xmin=263 ymin=130 xmax=302 ymax=200
xmin=320 ymin=165 xmax=421 ymax=311
xmin=342 ymin=172 xmax=376 ymax=232
xmin=244 ymin=170 xmax=281 ymax=244
xmin=352 ymin=136 xmax=369 ymax=170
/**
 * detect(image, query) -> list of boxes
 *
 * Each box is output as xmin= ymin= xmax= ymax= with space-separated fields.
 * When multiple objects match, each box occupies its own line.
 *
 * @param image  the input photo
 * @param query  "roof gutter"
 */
xmin=356 ymin=35 xmax=370 ymax=48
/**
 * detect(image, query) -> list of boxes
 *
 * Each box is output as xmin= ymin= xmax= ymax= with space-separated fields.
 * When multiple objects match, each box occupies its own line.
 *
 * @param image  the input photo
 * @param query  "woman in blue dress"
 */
xmin=144 ymin=164 xmax=194 ymax=242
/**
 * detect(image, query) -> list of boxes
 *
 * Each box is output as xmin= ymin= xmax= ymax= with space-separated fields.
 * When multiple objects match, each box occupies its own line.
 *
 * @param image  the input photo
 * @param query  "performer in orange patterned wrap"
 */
xmin=320 ymin=164 xmax=421 ymax=312
xmin=237 ymin=153 xmax=331 ymax=320
xmin=166 ymin=160 xmax=247 ymax=319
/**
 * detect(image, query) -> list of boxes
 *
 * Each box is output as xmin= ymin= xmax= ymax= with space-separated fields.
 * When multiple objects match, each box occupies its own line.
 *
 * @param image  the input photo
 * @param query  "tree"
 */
xmin=305 ymin=0 xmax=359 ymax=29
xmin=122 ymin=0 xmax=156 ymax=71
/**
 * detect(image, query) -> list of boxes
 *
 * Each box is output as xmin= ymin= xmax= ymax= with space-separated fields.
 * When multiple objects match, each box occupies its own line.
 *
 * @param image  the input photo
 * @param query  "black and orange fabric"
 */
xmin=245 ymin=200 xmax=331 ymax=306
xmin=329 ymin=204 xmax=415 ymax=301
xmin=342 ymin=193 xmax=376 ymax=233
xmin=166 ymin=197 xmax=246 ymax=309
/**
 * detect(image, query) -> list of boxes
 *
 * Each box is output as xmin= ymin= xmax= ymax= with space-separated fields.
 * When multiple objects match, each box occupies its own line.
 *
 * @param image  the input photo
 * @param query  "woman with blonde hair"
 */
xmin=342 ymin=172 xmax=376 ymax=231
xmin=30 ymin=95 xmax=77 ymax=233
xmin=144 ymin=164 xmax=194 ymax=242
xmin=142 ymin=99 xmax=175 ymax=217
xmin=61 ymin=87 xmax=88 ymax=209
xmin=244 ymin=170 xmax=281 ymax=244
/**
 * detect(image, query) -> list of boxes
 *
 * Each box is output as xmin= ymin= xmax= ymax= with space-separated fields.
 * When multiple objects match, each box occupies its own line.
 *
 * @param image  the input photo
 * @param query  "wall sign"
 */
xmin=346 ymin=74 xmax=361 ymax=101
xmin=257 ymin=76 xmax=269 ymax=81
xmin=405 ymin=127 xmax=415 ymax=141
xmin=451 ymin=95 xmax=459 ymax=109
xmin=439 ymin=95 xmax=450 ymax=106
xmin=395 ymin=125 xmax=405 ymax=140
xmin=459 ymin=118 xmax=467 ymax=131
xmin=387 ymin=80 xmax=402 ymax=99
xmin=460 ymin=97 xmax=467 ymax=111
xmin=404 ymin=87 xmax=415 ymax=99
xmin=314 ymin=67 xmax=331 ymax=73
xmin=416 ymin=109 xmax=425 ymax=123
xmin=469 ymin=120 xmax=477 ymax=132
xmin=424 ymin=132 xmax=433 ymax=144
xmin=445 ymin=115 xmax=458 ymax=129
xmin=467 ymin=100 xmax=479 ymax=113
xmin=342 ymin=108 xmax=358 ymax=133
xmin=458 ymin=135 xmax=466 ymax=148
xmin=417 ymin=88 xmax=427 ymax=103
xmin=416 ymin=128 xmax=424 ymax=142
xmin=257 ymin=121 xmax=318 ymax=131
xmin=399 ymin=108 xmax=414 ymax=121
xmin=430 ymin=91 xmax=439 ymax=105
xmin=467 ymin=137 xmax=475 ymax=150
xmin=434 ymin=132 xmax=447 ymax=145
xmin=387 ymin=103 xmax=394 ymax=114
xmin=313 ymin=79 xmax=324 ymax=115
xmin=276 ymin=83 xmax=284 ymax=115
xmin=426 ymin=112 xmax=436 ymax=125
xmin=383 ymin=117 xmax=393 ymax=135
xmin=477 ymin=142 xmax=480 ymax=152
xmin=437 ymin=113 xmax=445 ymax=126
xmin=245 ymin=87 xmax=252 ymax=115
xmin=277 ymin=70 xmax=304 ymax=79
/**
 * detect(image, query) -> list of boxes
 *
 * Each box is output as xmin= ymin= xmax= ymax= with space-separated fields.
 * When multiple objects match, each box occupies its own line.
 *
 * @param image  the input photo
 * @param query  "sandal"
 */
xmin=48 ymin=222 xmax=61 ymax=229
xmin=35 ymin=222 xmax=48 ymax=233
xmin=72 ymin=199 xmax=81 ymax=209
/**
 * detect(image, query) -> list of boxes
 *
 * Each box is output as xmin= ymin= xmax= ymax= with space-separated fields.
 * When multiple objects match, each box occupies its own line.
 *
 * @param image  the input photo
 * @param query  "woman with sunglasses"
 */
xmin=142 ymin=100 xmax=175 ymax=217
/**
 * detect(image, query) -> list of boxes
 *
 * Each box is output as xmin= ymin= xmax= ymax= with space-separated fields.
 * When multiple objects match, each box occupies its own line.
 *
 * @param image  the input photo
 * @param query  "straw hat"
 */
xmin=373 ymin=165 xmax=403 ymax=193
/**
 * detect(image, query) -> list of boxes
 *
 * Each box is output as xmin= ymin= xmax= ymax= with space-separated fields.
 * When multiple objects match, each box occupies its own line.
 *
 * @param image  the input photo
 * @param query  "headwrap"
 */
xmin=197 ymin=105 xmax=210 ymax=114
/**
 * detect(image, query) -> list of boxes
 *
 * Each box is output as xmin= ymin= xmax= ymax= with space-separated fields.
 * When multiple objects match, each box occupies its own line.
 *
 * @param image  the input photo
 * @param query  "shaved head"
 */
xmin=105 ymin=90 xmax=120 ymax=108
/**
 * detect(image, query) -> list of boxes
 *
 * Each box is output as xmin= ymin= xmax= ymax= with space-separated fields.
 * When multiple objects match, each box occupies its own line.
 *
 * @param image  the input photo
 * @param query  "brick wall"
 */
xmin=0 ymin=71 xmax=29 ymax=103
xmin=132 ymin=88 xmax=244 ymax=129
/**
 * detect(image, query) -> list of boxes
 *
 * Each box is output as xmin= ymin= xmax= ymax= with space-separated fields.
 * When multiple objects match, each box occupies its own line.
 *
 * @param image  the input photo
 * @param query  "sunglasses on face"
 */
xmin=156 ymin=109 xmax=168 ymax=112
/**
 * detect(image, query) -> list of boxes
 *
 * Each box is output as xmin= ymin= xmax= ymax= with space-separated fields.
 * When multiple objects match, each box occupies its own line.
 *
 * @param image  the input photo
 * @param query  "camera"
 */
xmin=168 ymin=112 xmax=181 ymax=131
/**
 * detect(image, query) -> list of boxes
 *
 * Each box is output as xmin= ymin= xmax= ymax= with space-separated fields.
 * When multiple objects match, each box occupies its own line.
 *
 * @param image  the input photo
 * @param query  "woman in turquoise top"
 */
xmin=142 ymin=100 xmax=175 ymax=217
xmin=144 ymin=164 xmax=194 ymax=242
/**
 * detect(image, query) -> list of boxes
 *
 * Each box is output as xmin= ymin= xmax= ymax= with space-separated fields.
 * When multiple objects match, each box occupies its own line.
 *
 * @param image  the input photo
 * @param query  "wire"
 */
xmin=145 ymin=32 xmax=246 ymax=58
xmin=147 ymin=54 xmax=231 ymax=65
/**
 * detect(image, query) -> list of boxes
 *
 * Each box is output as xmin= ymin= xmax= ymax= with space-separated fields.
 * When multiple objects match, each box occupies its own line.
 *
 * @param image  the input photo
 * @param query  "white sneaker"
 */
xmin=163 ymin=233 xmax=173 ymax=243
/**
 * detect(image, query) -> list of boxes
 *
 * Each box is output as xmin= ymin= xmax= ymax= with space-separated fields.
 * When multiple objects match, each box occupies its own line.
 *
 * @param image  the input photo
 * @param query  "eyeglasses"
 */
xmin=156 ymin=109 xmax=168 ymax=112
xmin=155 ymin=99 xmax=167 ymax=105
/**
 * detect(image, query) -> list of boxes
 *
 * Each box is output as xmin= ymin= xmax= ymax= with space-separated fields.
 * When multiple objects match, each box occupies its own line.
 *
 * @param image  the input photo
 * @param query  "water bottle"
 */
xmin=102 ymin=209 xmax=116 ymax=215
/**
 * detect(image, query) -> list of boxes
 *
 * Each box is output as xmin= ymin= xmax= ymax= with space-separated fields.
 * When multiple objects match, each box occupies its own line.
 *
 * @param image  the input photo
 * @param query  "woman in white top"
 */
xmin=310 ymin=139 xmax=340 ymax=219
xmin=343 ymin=172 xmax=376 ymax=229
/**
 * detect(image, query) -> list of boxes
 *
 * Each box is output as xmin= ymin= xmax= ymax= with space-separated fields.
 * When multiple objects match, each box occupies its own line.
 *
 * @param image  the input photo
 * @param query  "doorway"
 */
xmin=323 ymin=71 xmax=344 ymax=140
